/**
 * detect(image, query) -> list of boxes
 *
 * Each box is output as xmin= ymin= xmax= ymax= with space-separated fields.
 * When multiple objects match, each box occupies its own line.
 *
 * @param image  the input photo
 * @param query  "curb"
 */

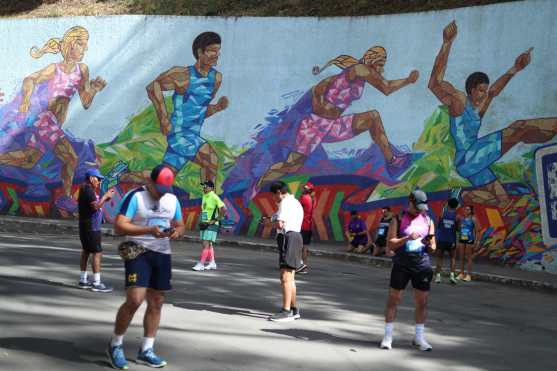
xmin=1 ymin=216 xmax=556 ymax=293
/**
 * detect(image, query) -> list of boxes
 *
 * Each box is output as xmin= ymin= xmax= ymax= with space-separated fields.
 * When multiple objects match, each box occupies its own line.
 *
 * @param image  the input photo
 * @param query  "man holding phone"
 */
xmin=380 ymin=190 xmax=436 ymax=352
xmin=107 ymin=165 xmax=185 ymax=370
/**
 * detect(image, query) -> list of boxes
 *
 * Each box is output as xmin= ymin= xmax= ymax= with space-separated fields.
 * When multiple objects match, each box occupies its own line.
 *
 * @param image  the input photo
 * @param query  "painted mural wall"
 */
xmin=0 ymin=0 xmax=556 ymax=273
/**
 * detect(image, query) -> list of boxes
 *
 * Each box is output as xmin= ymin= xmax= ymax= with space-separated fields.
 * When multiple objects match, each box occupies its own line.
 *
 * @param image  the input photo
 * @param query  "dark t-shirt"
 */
xmin=78 ymin=184 xmax=102 ymax=232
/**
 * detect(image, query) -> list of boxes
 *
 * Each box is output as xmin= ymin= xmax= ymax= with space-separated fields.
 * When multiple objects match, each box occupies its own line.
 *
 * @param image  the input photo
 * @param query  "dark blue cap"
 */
xmin=85 ymin=168 xmax=104 ymax=180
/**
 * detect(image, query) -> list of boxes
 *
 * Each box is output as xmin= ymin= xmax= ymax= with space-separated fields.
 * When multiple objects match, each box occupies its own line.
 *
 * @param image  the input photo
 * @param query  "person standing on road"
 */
xmin=435 ymin=198 xmax=459 ymax=284
xmin=457 ymin=205 xmax=480 ymax=282
xmin=267 ymin=181 xmax=304 ymax=322
xmin=297 ymin=181 xmax=316 ymax=274
xmin=192 ymin=180 xmax=227 ymax=271
xmin=380 ymin=190 xmax=436 ymax=351
xmin=78 ymin=168 xmax=115 ymax=292
xmin=107 ymin=165 xmax=185 ymax=370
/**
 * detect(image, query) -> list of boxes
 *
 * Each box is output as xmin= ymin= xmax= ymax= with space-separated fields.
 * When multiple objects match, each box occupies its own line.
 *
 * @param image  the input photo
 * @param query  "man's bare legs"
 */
xmin=114 ymin=288 xmax=165 ymax=338
xmin=280 ymin=269 xmax=296 ymax=310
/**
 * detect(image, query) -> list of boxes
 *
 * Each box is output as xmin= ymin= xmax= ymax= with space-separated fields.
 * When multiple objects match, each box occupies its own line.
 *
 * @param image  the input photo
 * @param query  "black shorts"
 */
xmin=125 ymin=250 xmax=172 ymax=291
xmin=459 ymin=240 xmax=475 ymax=245
xmin=375 ymin=236 xmax=387 ymax=248
xmin=79 ymin=229 xmax=102 ymax=253
xmin=301 ymin=230 xmax=312 ymax=246
xmin=390 ymin=264 xmax=433 ymax=292
xmin=277 ymin=231 xmax=303 ymax=270
xmin=437 ymin=241 xmax=456 ymax=251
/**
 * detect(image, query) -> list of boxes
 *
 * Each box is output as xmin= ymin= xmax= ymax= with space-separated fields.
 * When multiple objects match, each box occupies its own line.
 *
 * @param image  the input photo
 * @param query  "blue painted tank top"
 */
xmin=170 ymin=65 xmax=217 ymax=135
xmin=450 ymin=99 xmax=481 ymax=163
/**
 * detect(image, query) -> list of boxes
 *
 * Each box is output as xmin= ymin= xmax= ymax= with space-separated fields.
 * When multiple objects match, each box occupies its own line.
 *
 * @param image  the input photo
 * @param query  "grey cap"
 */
xmin=411 ymin=190 xmax=429 ymax=211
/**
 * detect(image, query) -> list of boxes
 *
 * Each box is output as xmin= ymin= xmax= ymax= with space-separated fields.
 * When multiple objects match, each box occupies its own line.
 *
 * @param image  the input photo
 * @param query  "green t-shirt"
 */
xmin=201 ymin=191 xmax=225 ymax=223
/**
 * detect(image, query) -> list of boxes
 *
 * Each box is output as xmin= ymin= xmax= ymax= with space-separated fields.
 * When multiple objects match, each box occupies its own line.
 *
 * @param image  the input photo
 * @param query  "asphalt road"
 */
xmin=0 ymin=232 xmax=555 ymax=371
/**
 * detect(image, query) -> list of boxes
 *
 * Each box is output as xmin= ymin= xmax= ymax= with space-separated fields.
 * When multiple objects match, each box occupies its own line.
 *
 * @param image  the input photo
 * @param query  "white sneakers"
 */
xmin=413 ymin=337 xmax=433 ymax=351
xmin=379 ymin=336 xmax=432 ymax=351
xmin=192 ymin=261 xmax=217 ymax=271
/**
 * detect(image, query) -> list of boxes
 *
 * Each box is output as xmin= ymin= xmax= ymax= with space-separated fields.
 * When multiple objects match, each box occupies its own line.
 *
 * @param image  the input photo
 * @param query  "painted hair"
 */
xmin=270 ymin=181 xmax=289 ymax=194
xmin=30 ymin=26 xmax=89 ymax=59
xmin=312 ymin=46 xmax=386 ymax=75
xmin=465 ymin=72 xmax=489 ymax=94
xmin=192 ymin=31 xmax=221 ymax=59
xmin=464 ymin=205 xmax=475 ymax=214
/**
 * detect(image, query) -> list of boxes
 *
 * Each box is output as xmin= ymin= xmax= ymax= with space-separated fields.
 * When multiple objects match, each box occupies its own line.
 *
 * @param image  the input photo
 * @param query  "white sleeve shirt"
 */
xmin=276 ymin=194 xmax=304 ymax=233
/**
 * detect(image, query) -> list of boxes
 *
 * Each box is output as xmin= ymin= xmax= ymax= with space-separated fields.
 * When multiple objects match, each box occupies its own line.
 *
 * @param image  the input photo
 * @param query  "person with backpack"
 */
xmin=435 ymin=198 xmax=459 ymax=284
xmin=380 ymin=190 xmax=435 ymax=352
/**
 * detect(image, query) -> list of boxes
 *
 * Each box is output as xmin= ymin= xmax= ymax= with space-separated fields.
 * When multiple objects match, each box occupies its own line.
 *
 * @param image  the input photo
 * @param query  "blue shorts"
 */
xmin=125 ymin=250 xmax=172 ymax=291
xmin=163 ymin=130 xmax=206 ymax=171
xmin=455 ymin=131 xmax=502 ymax=187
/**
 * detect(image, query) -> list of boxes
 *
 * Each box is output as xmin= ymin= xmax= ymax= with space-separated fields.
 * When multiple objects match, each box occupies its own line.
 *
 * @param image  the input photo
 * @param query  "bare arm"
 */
xmin=427 ymin=219 xmax=437 ymax=254
xmin=115 ymin=214 xmax=161 ymax=237
xmin=386 ymin=218 xmax=409 ymax=252
xmin=77 ymin=63 xmax=106 ymax=109
xmin=90 ymin=189 xmax=115 ymax=210
xmin=169 ymin=216 xmax=186 ymax=239
xmin=428 ymin=21 xmax=466 ymax=116
xmin=353 ymin=64 xmax=419 ymax=96
xmin=19 ymin=64 xmax=57 ymax=113
xmin=146 ymin=66 xmax=189 ymax=136
xmin=479 ymin=47 xmax=532 ymax=117
xmin=205 ymin=72 xmax=228 ymax=118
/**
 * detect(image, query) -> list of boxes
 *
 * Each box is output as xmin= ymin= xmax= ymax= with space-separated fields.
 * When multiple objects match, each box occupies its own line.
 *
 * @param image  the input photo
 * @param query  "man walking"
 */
xmin=297 ymin=181 xmax=316 ymax=274
xmin=267 ymin=181 xmax=304 ymax=322
xmin=107 ymin=165 xmax=185 ymax=370
xmin=78 ymin=168 xmax=115 ymax=292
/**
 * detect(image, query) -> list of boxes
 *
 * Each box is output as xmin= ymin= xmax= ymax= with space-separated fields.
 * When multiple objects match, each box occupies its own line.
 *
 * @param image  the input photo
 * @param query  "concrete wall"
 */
xmin=0 ymin=0 xmax=556 ymax=273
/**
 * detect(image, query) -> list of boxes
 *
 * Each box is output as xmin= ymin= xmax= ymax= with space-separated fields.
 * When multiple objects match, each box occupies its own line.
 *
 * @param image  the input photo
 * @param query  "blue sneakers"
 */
xmin=106 ymin=341 xmax=129 ymax=370
xmin=137 ymin=348 xmax=167 ymax=368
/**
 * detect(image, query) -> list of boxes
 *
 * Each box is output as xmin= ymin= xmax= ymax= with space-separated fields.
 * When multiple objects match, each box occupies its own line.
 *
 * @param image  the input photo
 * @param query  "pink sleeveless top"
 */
xmin=324 ymin=70 xmax=365 ymax=111
xmin=48 ymin=63 xmax=82 ymax=100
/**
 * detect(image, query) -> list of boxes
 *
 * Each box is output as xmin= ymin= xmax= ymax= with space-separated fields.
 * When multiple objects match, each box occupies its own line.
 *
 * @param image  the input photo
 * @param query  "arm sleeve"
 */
xmin=119 ymin=192 xmax=138 ymax=219
xmin=174 ymin=198 xmax=183 ymax=222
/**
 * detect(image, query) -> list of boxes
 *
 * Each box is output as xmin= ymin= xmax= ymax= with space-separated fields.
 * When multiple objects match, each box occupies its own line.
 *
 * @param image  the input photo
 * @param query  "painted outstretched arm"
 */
xmin=428 ymin=21 xmax=465 ymax=116
xmin=146 ymin=67 xmax=190 ymax=136
xmin=354 ymin=63 xmax=418 ymax=96
xmin=479 ymin=48 xmax=532 ymax=117
xmin=18 ymin=63 xmax=57 ymax=113
xmin=78 ymin=63 xmax=106 ymax=109
xmin=205 ymin=72 xmax=229 ymax=118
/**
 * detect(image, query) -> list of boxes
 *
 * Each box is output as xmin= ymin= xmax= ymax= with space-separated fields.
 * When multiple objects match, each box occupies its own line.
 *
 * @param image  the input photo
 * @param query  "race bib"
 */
xmin=147 ymin=218 xmax=170 ymax=229
xmin=405 ymin=239 xmax=424 ymax=253
xmin=377 ymin=227 xmax=386 ymax=236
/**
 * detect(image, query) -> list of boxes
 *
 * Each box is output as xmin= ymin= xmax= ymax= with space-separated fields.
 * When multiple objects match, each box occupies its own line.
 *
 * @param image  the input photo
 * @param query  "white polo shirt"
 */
xmin=276 ymin=194 xmax=304 ymax=233
xmin=119 ymin=187 xmax=182 ymax=254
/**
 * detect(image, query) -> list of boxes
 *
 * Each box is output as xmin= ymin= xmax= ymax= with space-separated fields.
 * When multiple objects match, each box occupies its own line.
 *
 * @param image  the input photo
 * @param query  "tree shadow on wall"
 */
xmin=0 ymin=0 xmax=45 ymax=16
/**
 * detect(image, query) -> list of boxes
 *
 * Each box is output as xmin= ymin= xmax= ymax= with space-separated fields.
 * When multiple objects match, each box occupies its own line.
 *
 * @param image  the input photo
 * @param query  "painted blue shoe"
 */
xmin=106 ymin=341 xmax=129 ymax=370
xmin=137 ymin=348 xmax=167 ymax=368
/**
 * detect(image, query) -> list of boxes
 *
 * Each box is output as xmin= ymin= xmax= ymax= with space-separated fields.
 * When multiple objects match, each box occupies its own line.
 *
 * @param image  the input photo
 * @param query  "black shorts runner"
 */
xmin=277 ymin=231 xmax=303 ymax=270
xmin=390 ymin=264 xmax=433 ymax=292
xmin=301 ymin=230 xmax=312 ymax=245
xmin=79 ymin=229 xmax=102 ymax=253
xmin=437 ymin=241 xmax=455 ymax=251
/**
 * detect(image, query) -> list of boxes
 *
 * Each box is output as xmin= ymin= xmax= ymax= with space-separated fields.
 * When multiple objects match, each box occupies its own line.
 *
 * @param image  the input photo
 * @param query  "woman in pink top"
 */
xmin=380 ymin=190 xmax=436 ymax=352
xmin=0 ymin=26 xmax=106 ymax=213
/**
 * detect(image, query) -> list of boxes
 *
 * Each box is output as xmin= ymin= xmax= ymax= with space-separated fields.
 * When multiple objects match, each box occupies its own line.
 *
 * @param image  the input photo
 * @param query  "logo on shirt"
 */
xmin=127 ymin=273 xmax=137 ymax=283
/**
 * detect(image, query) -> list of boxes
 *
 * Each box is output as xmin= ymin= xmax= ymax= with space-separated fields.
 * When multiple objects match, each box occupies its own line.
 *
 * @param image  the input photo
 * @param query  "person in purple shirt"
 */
xmin=346 ymin=210 xmax=368 ymax=253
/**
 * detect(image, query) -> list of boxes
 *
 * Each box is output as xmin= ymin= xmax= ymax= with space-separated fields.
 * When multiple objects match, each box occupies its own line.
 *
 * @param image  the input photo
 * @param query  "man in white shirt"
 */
xmin=267 ymin=181 xmax=304 ymax=322
xmin=107 ymin=165 xmax=185 ymax=370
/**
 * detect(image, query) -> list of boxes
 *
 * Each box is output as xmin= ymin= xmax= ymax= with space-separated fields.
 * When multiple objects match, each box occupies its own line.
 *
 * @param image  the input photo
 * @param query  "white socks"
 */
xmin=384 ymin=322 xmax=394 ymax=338
xmin=80 ymin=271 xmax=87 ymax=282
xmin=111 ymin=335 xmax=124 ymax=347
xmin=93 ymin=273 xmax=101 ymax=284
xmin=415 ymin=323 xmax=425 ymax=341
xmin=142 ymin=337 xmax=155 ymax=352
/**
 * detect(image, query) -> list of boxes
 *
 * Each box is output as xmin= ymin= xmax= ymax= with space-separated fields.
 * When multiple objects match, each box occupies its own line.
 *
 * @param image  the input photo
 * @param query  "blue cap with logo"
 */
xmin=85 ymin=168 xmax=104 ymax=180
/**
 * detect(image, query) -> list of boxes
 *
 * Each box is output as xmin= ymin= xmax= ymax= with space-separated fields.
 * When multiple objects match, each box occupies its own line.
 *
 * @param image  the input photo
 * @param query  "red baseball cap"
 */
xmin=151 ymin=165 xmax=175 ymax=194
xmin=304 ymin=182 xmax=314 ymax=190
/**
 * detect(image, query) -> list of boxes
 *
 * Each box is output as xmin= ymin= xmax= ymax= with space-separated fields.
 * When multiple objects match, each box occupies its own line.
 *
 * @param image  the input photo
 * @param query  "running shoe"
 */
xmin=413 ymin=338 xmax=433 ymax=351
xmin=457 ymin=272 xmax=466 ymax=280
xmin=106 ymin=341 xmax=129 ymax=370
xmin=205 ymin=261 xmax=217 ymax=270
xmin=78 ymin=280 xmax=93 ymax=289
xmin=449 ymin=272 xmax=457 ymax=284
xmin=192 ymin=262 xmax=205 ymax=271
xmin=462 ymin=274 xmax=472 ymax=282
xmin=137 ymin=348 xmax=167 ymax=368
xmin=268 ymin=309 xmax=295 ymax=322
xmin=380 ymin=336 xmax=393 ymax=350
xmin=295 ymin=264 xmax=308 ymax=274
xmin=435 ymin=273 xmax=441 ymax=284
xmin=91 ymin=282 xmax=113 ymax=293
xmin=292 ymin=307 xmax=301 ymax=320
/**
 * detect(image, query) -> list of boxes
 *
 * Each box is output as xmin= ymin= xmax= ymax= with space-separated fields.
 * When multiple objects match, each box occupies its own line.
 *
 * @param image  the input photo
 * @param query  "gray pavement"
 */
xmin=1 ymin=215 xmax=557 ymax=291
xmin=1 ymin=232 xmax=556 ymax=371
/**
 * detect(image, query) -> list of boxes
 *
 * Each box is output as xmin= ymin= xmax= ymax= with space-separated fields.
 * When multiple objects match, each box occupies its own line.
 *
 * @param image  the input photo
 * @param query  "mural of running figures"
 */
xmin=0 ymin=0 xmax=556 ymax=273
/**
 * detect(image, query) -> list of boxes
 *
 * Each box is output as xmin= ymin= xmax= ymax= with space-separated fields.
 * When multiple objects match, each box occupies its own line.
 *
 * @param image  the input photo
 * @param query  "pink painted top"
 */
xmin=48 ymin=63 xmax=82 ymax=100
xmin=324 ymin=70 xmax=365 ymax=111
